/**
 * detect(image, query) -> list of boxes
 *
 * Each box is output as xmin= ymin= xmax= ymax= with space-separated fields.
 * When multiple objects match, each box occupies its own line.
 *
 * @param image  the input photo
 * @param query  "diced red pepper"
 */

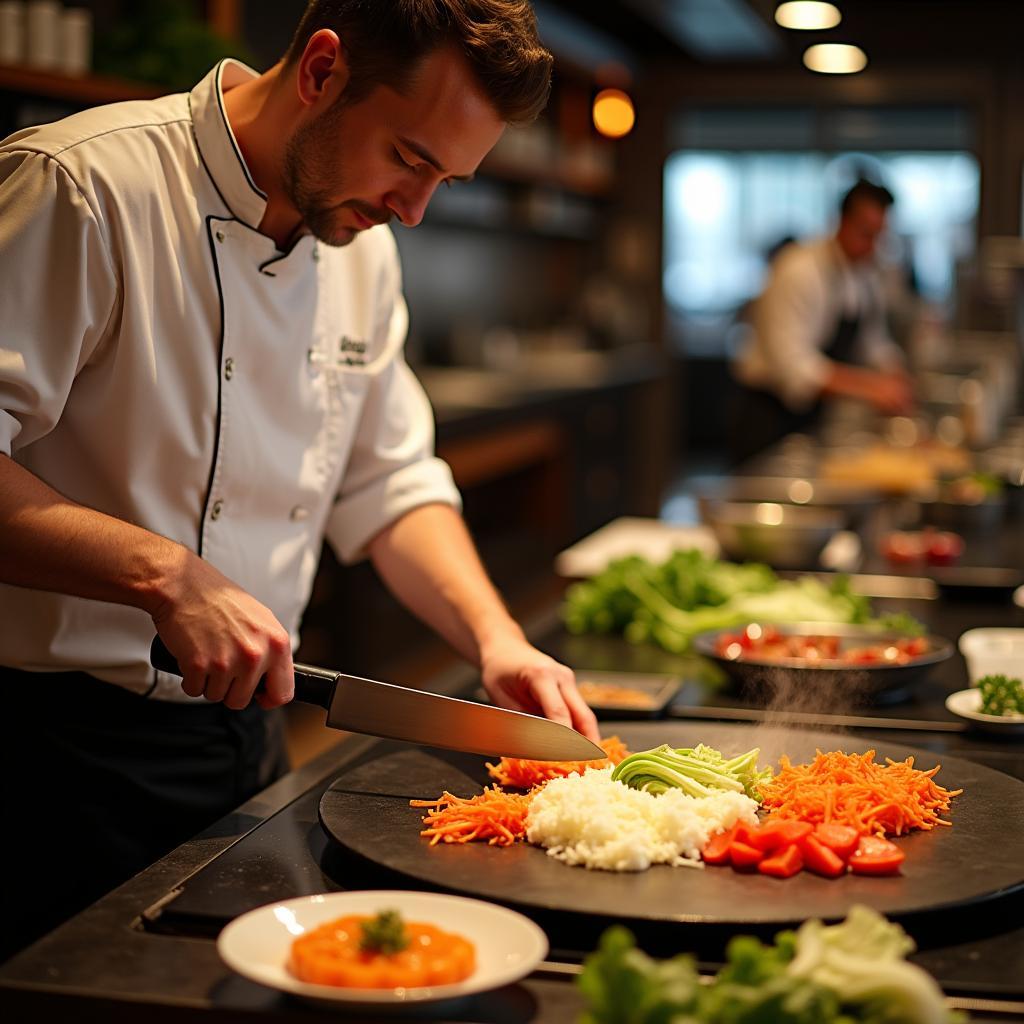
xmin=849 ymin=835 xmax=905 ymax=876
xmin=749 ymin=819 xmax=812 ymax=852
xmin=799 ymin=834 xmax=846 ymax=878
xmin=732 ymin=822 xmax=761 ymax=847
xmin=728 ymin=840 xmax=764 ymax=870
xmin=813 ymin=823 xmax=859 ymax=860
xmin=701 ymin=825 xmax=736 ymax=866
xmin=757 ymin=843 xmax=804 ymax=878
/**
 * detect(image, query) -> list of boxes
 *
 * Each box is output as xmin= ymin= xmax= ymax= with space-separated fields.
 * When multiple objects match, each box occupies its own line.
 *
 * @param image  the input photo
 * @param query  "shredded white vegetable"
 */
xmin=526 ymin=767 xmax=759 ymax=871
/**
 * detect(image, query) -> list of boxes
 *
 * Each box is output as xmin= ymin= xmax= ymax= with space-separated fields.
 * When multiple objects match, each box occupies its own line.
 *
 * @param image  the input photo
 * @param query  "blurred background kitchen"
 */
xmin=3 ymin=0 xmax=1023 ymax=759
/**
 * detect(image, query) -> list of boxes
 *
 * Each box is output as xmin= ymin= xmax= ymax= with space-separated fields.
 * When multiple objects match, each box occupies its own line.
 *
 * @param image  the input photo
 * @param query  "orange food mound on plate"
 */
xmin=289 ymin=914 xmax=475 ymax=988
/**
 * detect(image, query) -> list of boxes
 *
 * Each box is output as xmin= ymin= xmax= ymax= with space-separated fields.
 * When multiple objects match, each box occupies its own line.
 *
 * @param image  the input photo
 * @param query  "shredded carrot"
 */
xmin=485 ymin=735 xmax=630 ymax=789
xmin=759 ymin=749 xmax=963 ymax=838
xmin=410 ymin=786 xmax=533 ymax=846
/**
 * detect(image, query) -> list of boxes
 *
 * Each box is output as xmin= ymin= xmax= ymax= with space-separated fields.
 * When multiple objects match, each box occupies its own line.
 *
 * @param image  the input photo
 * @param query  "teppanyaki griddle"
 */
xmin=319 ymin=721 xmax=1024 ymax=927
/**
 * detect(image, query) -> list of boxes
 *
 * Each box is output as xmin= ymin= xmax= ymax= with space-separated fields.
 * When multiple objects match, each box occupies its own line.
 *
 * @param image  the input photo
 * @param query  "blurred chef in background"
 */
xmin=729 ymin=179 xmax=913 ymax=465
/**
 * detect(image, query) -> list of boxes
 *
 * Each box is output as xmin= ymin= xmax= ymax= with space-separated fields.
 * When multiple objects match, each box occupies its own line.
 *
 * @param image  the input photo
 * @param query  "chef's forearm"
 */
xmin=367 ymin=502 xmax=523 ymax=667
xmin=0 ymin=453 xmax=188 ymax=616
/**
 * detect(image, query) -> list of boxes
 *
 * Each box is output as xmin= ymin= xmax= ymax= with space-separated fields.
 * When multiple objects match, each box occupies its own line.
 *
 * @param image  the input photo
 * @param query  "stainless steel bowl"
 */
xmin=693 ymin=622 xmax=953 ymax=705
xmin=696 ymin=476 xmax=881 ymax=516
xmin=699 ymin=499 xmax=845 ymax=570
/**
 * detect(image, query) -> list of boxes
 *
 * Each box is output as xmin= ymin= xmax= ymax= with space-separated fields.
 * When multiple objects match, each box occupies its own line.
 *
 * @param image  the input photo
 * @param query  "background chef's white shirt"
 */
xmin=0 ymin=60 xmax=461 ymax=698
xmin=733 ymin=237 xmax=904 ymax=411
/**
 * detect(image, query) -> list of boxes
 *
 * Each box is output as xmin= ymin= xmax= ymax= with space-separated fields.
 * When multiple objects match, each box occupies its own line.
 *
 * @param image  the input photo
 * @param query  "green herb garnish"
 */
xmin=359 ymin=910 xmax=410 ymax=956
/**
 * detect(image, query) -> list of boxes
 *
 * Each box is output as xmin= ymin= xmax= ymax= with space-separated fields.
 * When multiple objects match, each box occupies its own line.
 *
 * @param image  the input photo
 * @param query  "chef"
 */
xmin=730 ymin=179 xmax=913 ymax=464
xmin=0 ymin=0 xmax=598 ymax=958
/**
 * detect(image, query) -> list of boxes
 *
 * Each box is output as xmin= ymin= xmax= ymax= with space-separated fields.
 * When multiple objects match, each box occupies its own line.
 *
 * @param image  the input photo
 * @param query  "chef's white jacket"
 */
xmin=0 ymin=60 xmax=461 ymax=698
xmin=733 ymin=237 xmax=904 ymax=411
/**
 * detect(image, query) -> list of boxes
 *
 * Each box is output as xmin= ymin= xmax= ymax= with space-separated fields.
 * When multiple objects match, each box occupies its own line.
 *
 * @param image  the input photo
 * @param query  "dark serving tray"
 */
xmin=573 ymin=669 xmax=682 ymax=719
xmin=320 ymin=721 xmax=1023 ymax=929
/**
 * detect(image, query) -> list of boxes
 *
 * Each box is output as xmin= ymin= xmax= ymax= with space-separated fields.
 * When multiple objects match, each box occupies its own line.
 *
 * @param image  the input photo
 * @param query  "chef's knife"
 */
xmin=150 ymin=636 xmax=605 ymax=761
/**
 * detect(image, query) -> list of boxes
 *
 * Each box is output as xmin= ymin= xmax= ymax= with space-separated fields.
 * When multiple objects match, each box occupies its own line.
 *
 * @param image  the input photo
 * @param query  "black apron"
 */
xmin=0 ymin=666 xmax=288 ymax=960
xmin=729 ymin=304 xmax=863 ymax=468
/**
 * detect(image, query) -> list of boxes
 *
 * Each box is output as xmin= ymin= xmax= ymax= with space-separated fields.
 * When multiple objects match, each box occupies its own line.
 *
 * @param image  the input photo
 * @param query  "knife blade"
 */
xmin=150 ymin=636 xmax=605 ymax=761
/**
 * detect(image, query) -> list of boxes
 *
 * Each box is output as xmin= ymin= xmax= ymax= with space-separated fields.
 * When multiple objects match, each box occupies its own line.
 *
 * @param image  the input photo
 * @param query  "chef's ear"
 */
xmin=295 ymin=28 xmax=351 ymax=110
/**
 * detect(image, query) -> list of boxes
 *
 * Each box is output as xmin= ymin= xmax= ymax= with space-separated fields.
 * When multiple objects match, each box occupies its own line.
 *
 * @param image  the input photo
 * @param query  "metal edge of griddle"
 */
xmin=667 ymin=702 xmax=968 ymax=733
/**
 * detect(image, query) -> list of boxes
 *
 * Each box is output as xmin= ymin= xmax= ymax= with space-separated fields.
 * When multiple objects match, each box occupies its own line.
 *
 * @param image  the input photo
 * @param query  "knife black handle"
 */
xmin=149 ymin=635 xmax=337 ymax=711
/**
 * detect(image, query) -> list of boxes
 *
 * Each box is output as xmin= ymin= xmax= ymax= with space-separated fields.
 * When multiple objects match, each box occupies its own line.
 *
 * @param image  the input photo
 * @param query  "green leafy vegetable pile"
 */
xmin=562 ymin=549 xmax=916 ymax=653
xmin=577 ymin=905 xmax=961 ymax=1024
xmin=978 ymin=674 xmax=1024 ymax=717
xmin=611 ymin=743 xmax=772 ymax=801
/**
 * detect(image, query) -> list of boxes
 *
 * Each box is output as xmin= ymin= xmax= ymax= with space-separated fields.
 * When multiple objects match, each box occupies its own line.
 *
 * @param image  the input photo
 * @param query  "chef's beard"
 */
xmin=282 ymin=101 xmax=391 ymax=247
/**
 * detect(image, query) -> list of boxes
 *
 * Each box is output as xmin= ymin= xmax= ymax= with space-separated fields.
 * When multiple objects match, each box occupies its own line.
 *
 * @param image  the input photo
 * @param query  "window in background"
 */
xmin=663 ymin=107 xmax=980 ymax=357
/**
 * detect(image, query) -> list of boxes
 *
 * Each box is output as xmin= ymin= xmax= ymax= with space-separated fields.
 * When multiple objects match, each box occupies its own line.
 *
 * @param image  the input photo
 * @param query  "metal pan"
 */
xmin=692 ymin=622 xmax=953 ymax=704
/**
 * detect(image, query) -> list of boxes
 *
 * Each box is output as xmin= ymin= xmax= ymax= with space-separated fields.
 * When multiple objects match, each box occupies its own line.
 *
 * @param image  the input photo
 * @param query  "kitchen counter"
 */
xmin=3 ymin=577 xmax=1024 ymax=1021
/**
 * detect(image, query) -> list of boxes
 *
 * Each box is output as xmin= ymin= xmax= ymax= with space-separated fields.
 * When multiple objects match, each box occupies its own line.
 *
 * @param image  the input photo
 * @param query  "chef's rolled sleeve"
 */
xmin=325 ymin=357 xmax=461 ymax=563
xmin=0 ymin=149 xmax=119 ymax=456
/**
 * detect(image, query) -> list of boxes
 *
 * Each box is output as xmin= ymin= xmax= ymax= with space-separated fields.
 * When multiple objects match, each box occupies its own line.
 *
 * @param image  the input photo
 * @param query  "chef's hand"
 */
xmin=150 ymin=552 xmax=294 ymax=710
xmin=868 ymin=370 xmax=915 ymax=416
xmin=479 ymin=636 xmax=601 ymax=744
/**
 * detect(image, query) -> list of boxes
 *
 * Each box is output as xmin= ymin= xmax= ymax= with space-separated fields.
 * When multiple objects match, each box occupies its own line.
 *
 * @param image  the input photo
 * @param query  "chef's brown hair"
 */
xmin=284 ymin=0 xmax=553 ymax=125
xmin=840 ymin=179 xmax=895 ymax=217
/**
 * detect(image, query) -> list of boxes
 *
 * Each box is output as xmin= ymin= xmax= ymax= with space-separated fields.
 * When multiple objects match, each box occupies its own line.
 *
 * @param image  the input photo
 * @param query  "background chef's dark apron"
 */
xmin=728 ymin=309 xmax=862 ymax=466
xmin=0 ymin=666 xmax=288 ymax=961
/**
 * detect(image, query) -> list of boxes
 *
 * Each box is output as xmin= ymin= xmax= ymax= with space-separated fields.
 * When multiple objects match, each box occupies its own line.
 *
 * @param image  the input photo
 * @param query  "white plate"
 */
xmin=217 ymin=890 xmax=548 ymax=1009
xmin=945 ymin=688 xmax=1024 ymax=735
xmin=554 ymin=517 xmax=719 ymax=578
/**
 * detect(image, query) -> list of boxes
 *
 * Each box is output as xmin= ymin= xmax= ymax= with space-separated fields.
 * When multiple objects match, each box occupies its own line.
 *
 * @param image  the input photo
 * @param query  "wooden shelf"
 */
xmin=0 ymin=64 xmax=163 ymax=104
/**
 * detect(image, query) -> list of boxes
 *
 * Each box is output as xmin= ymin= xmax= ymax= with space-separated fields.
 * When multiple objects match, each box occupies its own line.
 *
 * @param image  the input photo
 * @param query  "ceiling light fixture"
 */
xmin=775 ymin=1 xmax=842 ymax=30
xmin=592 ymin=88 xmax=635 ymax=139
xmin=803 ymin=42 xmax=867 ymax=74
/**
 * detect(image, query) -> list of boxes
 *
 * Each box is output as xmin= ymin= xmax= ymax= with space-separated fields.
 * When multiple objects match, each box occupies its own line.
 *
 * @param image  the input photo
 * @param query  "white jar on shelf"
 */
xmin=0 ymin=1 xmax=26 ymax=65
xmin=60 ymin=5 xmax=90 ymax=75
xmin=25 ymin=0 xmax=60 ymax=69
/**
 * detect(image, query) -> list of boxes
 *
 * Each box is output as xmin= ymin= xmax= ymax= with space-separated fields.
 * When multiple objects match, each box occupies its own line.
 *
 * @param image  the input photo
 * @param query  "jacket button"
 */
xmin=224 ymin=357 xmax=235 ymax=380
xmin=290 ymin=505 xmax=309 ymax=522
xmin=312 ymin=246 xmax=320 ymax=263
xmin=215 ymin=230 xmax=225 ymax=243
xmin=211 ymin=499 xmax=224 ymax=520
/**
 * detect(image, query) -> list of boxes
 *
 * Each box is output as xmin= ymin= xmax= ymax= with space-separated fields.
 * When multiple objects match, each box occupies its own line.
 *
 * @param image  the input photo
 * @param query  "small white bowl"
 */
xmin=945 ymin=688 xmax=1024 ymax=735
xmin=217 ymin=890 xmax=548 ymax=1010
xmin=958 ymin=628 xmax=1024 ymax=683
